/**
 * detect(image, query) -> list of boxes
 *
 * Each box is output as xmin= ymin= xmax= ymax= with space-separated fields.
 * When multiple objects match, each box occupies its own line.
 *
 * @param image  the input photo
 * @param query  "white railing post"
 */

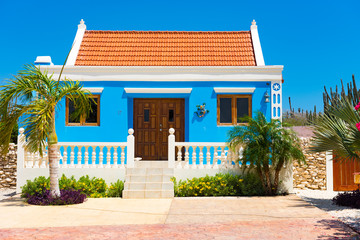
xmin=16 ymin=128 xmax=26 ymax=193
xmin=127 ymin=128 xmax=135 ymax=168
xmin=168 ymin=128 xmax=175 ymax=168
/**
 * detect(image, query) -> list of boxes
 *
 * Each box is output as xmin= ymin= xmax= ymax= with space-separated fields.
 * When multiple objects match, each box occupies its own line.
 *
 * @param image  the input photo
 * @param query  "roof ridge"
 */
xmin=85 ymin=30 xmax=251 ymax=33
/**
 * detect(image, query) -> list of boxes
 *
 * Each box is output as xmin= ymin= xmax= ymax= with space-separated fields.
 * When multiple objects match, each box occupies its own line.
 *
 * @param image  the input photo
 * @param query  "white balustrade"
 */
xmin=168 ymin=128 xmax=238 ymax=169
xmin=21 ymin=129 xmax=135 ymax=169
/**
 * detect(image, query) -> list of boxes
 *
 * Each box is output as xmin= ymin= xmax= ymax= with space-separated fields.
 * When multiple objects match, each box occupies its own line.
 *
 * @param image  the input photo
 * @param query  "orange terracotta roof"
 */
xmin=75 ymin=31 xmax=256 ymax=66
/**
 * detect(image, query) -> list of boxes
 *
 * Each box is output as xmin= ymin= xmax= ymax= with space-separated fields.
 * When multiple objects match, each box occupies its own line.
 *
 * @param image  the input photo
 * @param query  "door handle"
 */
xmin=160 ymin=129 xmax=162 ymax=132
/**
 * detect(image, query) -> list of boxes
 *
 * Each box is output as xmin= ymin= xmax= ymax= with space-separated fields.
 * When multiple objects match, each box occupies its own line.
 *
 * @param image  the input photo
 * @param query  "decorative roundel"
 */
xmin=273 ymin=83 xmax=280 ymax=91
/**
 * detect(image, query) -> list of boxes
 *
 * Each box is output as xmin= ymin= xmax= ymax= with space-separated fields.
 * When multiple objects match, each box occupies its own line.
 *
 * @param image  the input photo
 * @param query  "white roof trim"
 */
xmin=214 ymin=87 xmax=255 ymax=93
xmin=83 ymin=87 xmax=104 ymax=93
xmin=66 ymin=20 xmax=86 ymax=66
xmin=250 ymin=20 xmax=265 ymax=66
xmin=124 ymin=88 xmax=192 ymax=94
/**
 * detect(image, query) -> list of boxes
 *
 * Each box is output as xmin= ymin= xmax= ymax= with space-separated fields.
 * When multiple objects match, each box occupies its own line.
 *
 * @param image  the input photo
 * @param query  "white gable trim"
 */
xmin=250 ymin=20 xmax=265 ymax=66
xmin=66 ymin=20 xmax=86 ymax=66
xmin=214 ymin=87 xmax=255 ymax=93
xmin=83 ymin=87 xmax=104 ymax=93
xmin=124 ymin=88 xmax=192 ymax=94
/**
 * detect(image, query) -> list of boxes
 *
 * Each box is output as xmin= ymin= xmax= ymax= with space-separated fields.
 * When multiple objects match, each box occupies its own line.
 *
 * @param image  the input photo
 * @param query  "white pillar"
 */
xmin=168 ymin=128 xmax=175 ymax=168
xmin=127 ymin=128 xmax=135 ymax=168
xmin=326 ymin=151 xmax=333 ymax=191
xmin=16 ymin=128 xmax=25 ymax=193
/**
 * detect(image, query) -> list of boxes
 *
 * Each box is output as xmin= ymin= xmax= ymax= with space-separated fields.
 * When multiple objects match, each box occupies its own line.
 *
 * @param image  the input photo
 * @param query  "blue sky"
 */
xmin=0 ymin=0 xmax=359 ymax=111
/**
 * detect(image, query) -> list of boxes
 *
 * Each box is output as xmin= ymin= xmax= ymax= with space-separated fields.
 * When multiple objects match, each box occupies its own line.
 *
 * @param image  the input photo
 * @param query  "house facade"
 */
xmin=39 ymin=19 xmax=283 ymax=160
xmin=17 ymin=20 xmax=288 ymax=194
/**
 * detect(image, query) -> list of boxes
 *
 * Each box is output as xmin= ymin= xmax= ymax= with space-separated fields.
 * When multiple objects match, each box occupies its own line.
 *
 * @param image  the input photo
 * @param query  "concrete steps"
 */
xmin=122 ymin=161 xmax=174 ymax=199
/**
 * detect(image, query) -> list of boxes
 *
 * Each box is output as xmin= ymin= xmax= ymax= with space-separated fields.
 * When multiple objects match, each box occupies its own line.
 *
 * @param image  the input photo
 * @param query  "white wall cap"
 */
xmin=125 ymin=88 xmax=192 ymax=94
xmin=250 ymin=19 xmax=265 ymax=66
xmin=214 ymin=87 xmax=255 ymax=93
xmin=66 ymin=19 xmax=87 ymax=66
xmin=34 ymin=56 xmax=54 ymax=65
xmin=82 ymin=87 xmax=103 ymax=93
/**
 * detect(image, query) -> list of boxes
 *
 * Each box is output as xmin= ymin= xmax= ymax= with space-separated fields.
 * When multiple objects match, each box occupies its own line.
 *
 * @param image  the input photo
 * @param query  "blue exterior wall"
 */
xmin=55 ymin=81 xmax=271 ymax=143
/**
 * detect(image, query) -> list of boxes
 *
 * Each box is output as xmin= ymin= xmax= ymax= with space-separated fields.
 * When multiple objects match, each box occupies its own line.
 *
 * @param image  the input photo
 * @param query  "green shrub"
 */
xmin=21 ymin=176 xmax=50 ymax=198
xmin=21 ymin=175 xmax=124 ymax=198
xmin=172 ymin=173 xmax=264 ymax=197
xmin=107 ymin=180 xmax=124 ymax=197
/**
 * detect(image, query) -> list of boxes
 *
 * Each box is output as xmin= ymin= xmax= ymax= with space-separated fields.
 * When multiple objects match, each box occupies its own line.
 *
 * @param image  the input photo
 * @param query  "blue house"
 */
xmin=37 ymin=19 xmax=283 ymax=160
xmin=17 ymin=19 xmax=288 ymax=196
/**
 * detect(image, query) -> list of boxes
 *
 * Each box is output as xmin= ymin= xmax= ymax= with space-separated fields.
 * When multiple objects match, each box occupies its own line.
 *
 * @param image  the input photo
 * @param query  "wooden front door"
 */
xmin=134 ymin=98 xmax=185 ymax=160
xmin=333 ymin=154 xmax=360 ymax=191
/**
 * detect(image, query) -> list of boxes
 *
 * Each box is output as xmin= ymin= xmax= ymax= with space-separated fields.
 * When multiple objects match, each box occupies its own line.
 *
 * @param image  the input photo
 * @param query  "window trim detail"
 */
xmin=217 ymin=94 xmax=252 ymax=126
xmin=66 ymin=95 xmax=100 ymax=126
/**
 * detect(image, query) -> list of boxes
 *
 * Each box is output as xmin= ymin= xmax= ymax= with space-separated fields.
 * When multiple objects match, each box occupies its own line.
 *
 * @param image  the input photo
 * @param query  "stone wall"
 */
xmin=293 ymin=138 xmax=327 ymax=190
xmin=0 ymin=144 xmax=17 ymax=189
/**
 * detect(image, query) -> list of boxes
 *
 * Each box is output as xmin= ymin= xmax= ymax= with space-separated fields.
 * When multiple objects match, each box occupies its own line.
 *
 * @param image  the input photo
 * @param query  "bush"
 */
xmin=107 ymin=180 xmax=124 ymax=197
xmin=26 ymin=189 xmax=86 ymax=205
xmin=172 ymin=173 xmax=264 ymax=197
xmin=332 ymin=190 xmax=360 ymax=209
xmin=21 ymin=175 xmax=124 ymax=200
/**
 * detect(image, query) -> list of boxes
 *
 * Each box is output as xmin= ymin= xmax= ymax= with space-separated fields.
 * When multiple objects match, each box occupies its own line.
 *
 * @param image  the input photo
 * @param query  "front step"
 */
xmin=122 ymin=161 xmax=174 ymax=199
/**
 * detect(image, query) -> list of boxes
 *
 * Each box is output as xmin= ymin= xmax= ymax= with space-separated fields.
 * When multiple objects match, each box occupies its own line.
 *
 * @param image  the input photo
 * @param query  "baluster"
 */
xmin=106 ymin=146 xmax=111 ymax=168
xmin=206 ymin=146 xmax=211 ymax=169
xmin=213 ymin=146 xmax=219 ymax=169
xmin=120 ymin=146 xmax=125 ymax=168
xmin=91 ymin=146 xmax=97 ymax=168
xmin=113 ymin=146 xmax=118 ymax=168
xmin=176 ymin=146 xmax=183 ymax=168
xmin=184 ymin=146 xmax=190 ymax=169
xmin=39 ymin=151 xmax=47 ymax=168
xmin=220 ymin=146 xmax=225 ymax=169
xmin=76 ymin=146 xmax=82 ymax=168
xmin=84 ymin=146 xmax=89 ymax=168
xmin=198 ymin=146 xmax=204 ymax=169
xmin=191 ymin=146 xmax=197 ymax=169
xmin=69 ymin=146 xmax=75 ymax=168
xmin=99 ymin=146 xmax=104 ymax=168
xmin=25 ymin=152 xmax=31 ymax=168
xmin=227 ymin=151 xmax=233 ymax=169
xmin=62 ymin=146 xmax=68 ymax=168
xmin=33 ymin=152 xmax=39 ymax=168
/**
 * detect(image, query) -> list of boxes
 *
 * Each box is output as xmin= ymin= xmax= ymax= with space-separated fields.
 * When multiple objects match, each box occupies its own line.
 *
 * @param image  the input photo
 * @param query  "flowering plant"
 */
xmin=355 ymin=100 xmax=360 ymax=131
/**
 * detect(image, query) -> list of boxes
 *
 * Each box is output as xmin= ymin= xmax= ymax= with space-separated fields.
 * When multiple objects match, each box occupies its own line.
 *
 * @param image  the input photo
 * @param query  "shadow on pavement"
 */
xmin=315 ymin=219 xmax=360 ymax=239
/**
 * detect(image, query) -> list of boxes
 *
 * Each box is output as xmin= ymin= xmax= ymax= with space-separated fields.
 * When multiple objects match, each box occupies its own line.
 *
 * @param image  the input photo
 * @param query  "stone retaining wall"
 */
xmin=293 ymin=138 xmax=327 ymax=190
xmin=0 ymin=144 xmax=17 ymax=189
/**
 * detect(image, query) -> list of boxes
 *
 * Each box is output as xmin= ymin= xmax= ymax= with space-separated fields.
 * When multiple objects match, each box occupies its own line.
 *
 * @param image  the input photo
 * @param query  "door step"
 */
xmin=122 ymin=162 xmax=174 ymax=199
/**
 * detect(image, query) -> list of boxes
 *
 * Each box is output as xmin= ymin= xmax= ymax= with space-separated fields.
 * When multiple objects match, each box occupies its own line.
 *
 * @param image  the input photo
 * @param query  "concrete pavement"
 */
xmin=0 ymin=195 xmax=358 ymax=239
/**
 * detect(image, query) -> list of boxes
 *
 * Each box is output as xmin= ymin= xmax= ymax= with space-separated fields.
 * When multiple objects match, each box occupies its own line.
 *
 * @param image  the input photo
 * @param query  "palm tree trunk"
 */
xmin=48 ymin=110 xmax=60 ymax=197
xmin=48 ymin=144 xmax=60 ymax=197
xmin=273 ymin=158 xmax=285 ymax=195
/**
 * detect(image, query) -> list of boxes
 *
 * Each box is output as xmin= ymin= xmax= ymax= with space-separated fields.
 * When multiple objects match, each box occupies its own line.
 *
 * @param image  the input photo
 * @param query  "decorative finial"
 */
xmin=252 ymin=19 xmax=256 ymax=25
xmin=78 ymin=19 xmax=86 ymax=29
xmin=19 ymin=128 xmax=25 ymax=134
xmin=169 ymin=128 xmax=175 ymax=135
xmin=128 ymin=128 xmax=134 ymax=135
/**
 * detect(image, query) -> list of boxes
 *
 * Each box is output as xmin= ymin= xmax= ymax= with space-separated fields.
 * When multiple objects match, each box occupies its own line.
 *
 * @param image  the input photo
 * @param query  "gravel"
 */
xmin=0 ymin=188 xmax=16 ymax=201
xmin=296 ymin=189 xmax=360 ymax=233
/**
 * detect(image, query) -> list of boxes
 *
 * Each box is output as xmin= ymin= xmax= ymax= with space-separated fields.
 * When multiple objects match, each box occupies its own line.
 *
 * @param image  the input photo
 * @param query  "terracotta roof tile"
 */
xmin=75 ymin=31 xmax=256 ymax=66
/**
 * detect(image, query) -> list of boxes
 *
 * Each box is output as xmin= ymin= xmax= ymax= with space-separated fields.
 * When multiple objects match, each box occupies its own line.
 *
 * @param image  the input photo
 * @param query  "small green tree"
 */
xmin=228 ymin=112 xmax=305 ymax=195
xmin=0 ymin=64 xmax=93 ymax=197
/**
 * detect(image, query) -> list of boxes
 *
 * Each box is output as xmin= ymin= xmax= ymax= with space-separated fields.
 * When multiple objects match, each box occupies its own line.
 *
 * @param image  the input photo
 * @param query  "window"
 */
xmin=66 ymin=95 xmax=100 ymax=126
xmin=217 ymin=95 xmax=252 ymax=125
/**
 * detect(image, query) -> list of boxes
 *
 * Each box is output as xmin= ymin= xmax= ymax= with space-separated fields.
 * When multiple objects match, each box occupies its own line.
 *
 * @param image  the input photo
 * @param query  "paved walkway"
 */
xmin=0 ymin=195 xmax=358 ymax=239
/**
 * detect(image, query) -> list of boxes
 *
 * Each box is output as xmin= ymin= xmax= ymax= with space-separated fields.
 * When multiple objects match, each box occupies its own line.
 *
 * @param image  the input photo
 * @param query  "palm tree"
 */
xmin=0 ymin=64 xmax=92 ymax=197
xmin=228 ymin=112 xmax=305 ymax=195
xmin=310 ymin=98 xmax=360 ymax=160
